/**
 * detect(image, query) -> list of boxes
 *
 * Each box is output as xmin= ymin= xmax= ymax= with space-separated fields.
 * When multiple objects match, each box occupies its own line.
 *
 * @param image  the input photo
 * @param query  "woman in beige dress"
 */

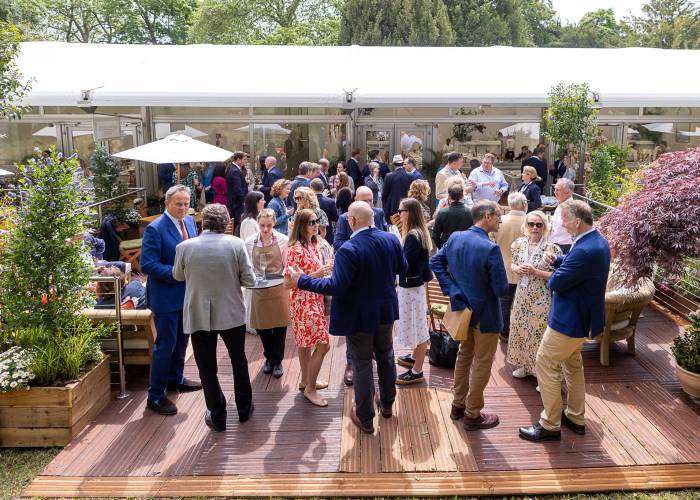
xmin=245 ymin=209 xmax=290 ymax=378
xmin=507 ymin=210 xmax=562 ymax=380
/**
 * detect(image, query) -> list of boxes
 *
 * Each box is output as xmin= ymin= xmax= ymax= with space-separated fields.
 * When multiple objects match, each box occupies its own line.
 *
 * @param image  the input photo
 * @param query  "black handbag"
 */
xmin=428 ymin=330 xmax=460 ymax=368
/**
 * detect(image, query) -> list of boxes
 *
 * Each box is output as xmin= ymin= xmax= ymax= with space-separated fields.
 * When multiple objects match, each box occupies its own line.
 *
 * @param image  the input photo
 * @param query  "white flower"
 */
xmin=9 ymin=381 xmax=17 ymax=388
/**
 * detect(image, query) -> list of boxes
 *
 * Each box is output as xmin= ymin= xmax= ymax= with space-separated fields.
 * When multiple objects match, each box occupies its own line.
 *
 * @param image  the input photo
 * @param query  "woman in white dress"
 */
xmin=395 ymin=198 xmax=433 ymax=385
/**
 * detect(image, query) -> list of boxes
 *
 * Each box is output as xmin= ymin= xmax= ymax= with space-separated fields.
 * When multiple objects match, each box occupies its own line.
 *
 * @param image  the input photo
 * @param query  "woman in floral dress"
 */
xmin=507 ymin=210 xmax=562 ymax=380
xmin=171 ymin=163 xmax=200 ymax=209
xmin=286 ymin=208 xmax=332 ymax=407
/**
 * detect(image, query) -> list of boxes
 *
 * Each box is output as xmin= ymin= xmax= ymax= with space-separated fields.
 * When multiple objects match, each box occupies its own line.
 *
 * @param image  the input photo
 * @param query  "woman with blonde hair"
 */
xmin=395 ymin=198 xmax=433 ymax=384
xmin=519 ymin=165 xmax=542 ymax=212
xmin=507 ymin=210 xmax=562 ymax=381
xmin=245 ymin=209 xmax=289 ymax=378
xmin=286 ymin=208 xmax=332 ymax=407
xmin=268 ymin=179 xmax=294 ymax=234
xmin=407 ymin=179 xmax=431 ymax=223
xmin=291 ymin=186 xmax=329 ymax=239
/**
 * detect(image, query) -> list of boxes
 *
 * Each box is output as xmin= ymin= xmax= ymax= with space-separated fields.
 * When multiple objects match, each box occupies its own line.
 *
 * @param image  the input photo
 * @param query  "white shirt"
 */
xmin=550 ymin=197 xmax=573 ymax=245
xmin=350 ymin=225 xmax=371 ymax=238
xmin=571 ymin=227 xmax=596 ymax=250
xmin=164 ymin=209 xmax=189 ymax=239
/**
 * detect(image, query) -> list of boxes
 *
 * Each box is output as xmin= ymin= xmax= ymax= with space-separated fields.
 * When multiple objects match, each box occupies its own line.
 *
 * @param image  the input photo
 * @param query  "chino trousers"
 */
xmin=148 ymin=310 xmax=189 ymax=403
xmin=257 ymin=326 xmax=287 ymax=366
xmin=452 ymin=323 xmax=499 ymax=419
xmin=347 ymin=324 xmax=396 ymax=427
xmin=535 ymin=326 xmax=586 ymax=431
xmin=190 ymin=324 xmax=252 ymax=427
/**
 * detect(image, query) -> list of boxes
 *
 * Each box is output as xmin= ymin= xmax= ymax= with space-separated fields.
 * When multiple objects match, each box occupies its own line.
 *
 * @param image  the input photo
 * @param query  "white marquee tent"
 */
xmin=15 ymin=42 xmax=700 ymax=108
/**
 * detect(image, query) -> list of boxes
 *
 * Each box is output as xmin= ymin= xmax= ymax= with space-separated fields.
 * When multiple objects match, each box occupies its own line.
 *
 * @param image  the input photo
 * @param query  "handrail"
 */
xmin=89 ymin=275 xmax=129 ymax=400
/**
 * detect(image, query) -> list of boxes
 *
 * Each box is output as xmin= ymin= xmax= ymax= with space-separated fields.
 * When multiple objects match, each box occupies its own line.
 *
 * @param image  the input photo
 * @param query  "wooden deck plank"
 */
xmin=339 ymin=388 xmax=361 ymax=473
xmin=434 ymin=389 xmax=479 ymax=472
xmin=421 ymin=388 xmax=457 ymax=471
xmin=24 ymin=464 xmax=700 ymax=497
xmin=401 ymin=387 xmax=436 ymax=471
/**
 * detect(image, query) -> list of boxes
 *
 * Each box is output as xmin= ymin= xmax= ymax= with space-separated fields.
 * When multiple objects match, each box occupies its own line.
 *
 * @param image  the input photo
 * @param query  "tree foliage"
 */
xmin=599 ymin=147 xmax=700 ymax=287
xmin=189 ymin=0 xmax=341 ymax=45
xmin=587 ymin=144 xmax=633 ymax=210
xmin=339 ymin=0 xmax=454 ymax=46
xmin=0 ymin=21 xmax=32 ymax=120
xmin=557 ymin=9 xmax=626 ymax=48
xmin=625 ymin=0 xmax=700 ymax=49
xmin=91 ymin=145 xmax=129 ymax=221
xmin=0 ymin=148 xmax=93 ymax=332
xmin=543 ymin=83 xmax=599 ymax=160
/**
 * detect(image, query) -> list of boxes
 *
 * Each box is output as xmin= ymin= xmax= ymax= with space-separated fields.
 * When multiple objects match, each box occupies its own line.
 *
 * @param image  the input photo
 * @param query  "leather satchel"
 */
xmin=443 ymin=304 xmax=472 ymax=341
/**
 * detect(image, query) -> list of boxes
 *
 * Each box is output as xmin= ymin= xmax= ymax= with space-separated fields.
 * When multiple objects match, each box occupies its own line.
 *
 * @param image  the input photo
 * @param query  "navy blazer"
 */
xmin=225 ymin=165 xmax=247 ymax=219
xmin=381 ymin=167 xmax=414 ymax=223
xmin=519 ymin=181 xmax=542 ymax=212
xmin=260 ymin=166 xmax=284 ymax=202
xmin=399 ymin=232 xmax=432 ymax=288
xmin=298 ymin=227 xmax=406 ymax=336
xmin=547 ymin=229 xmax=611 ymax=338
xmin=333 ymin=207 xmax=388 ymax=252
xmin=316 ymin=193 xmax=339 ymax=245
xmin=347 ymin=158 xmax=363 ymax=188
xmin=140 ymin=214 xmax=198 ymax=314
xmin=430 ymin=226 xmax=509 ymax=333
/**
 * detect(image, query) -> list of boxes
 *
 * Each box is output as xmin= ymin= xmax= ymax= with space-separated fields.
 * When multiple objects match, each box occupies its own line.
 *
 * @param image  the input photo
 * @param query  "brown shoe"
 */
xmin=375 ymin=393 xmax=392 ymax=418
xmin=350 ymin=406 xmax=374 ymax=434
xmin=450 ymin=405 xmax=465 ymax=420
xmin=463 ymin=412 xmax=500 ymax=431
xmin=343 ymin=363 xmax=353 ymax=386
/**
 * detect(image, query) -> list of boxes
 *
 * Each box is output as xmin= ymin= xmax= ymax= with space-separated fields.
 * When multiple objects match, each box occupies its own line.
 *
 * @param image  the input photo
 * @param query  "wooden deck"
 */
xmin=25 ymin=304 xmax=700 ymax=497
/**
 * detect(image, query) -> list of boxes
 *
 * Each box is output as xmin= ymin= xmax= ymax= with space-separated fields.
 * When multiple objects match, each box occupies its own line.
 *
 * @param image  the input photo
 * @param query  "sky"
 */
xmin=550 ymin=0 xmax=645 ymax=24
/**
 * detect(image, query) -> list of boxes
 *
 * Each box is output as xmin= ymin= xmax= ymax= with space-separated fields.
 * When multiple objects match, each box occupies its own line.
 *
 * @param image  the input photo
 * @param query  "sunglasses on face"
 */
xmin=306 ymin=219 xmax=319 ymax=226
xmin=397 ymin=208 xmax=408 ymax=213
xmin=527 ymin=221 xmax=544 ymax=228
xmin=294 ymin=196 xmax=303 ymax=201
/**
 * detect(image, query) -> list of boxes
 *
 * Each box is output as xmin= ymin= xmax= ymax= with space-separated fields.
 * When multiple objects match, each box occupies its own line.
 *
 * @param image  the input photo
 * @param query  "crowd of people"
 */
xmin=140 ymin=149 xmax=610 ymax=443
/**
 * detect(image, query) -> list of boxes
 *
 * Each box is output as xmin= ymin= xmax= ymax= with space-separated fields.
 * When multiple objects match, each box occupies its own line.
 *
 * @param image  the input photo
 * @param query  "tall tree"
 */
xmin=340 ymin=0 xmax=454 ymax=46
xmin=189 ymin=0 xmax=341 ymax=45
xmin=625 ymin=0 xmax=699 ymax=49
xmin=444 ymin=0 xmax=532 ymax=46
xmin=557 ymin=9 xmax=625 ymax=48
xmin=1 ymin=21 xmax=32 ymax=119
xmin=520 ymin=0 xmax=560 ymax=47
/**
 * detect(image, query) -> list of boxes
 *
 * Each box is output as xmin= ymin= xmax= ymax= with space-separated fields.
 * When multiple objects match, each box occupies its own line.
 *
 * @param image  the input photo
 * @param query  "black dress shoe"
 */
xmin=239 ymin=402 xmax=254 ymax=422
xmin=519 ymin=423 xmax=561 ymax=442
xmin=450 ymin=405 xmax=465 ymax=420
xmin=205 ymin=411 xmax=226 ymax=432
xmin=561 ymin=412 xmax=586 ymax=435
xmin=262 ymin=359 xmax=273 ymax=375
xmin=272 ymin=364 xmax=284 ymax=378
xmin=169 ymin=377 xmax=202 ymax=392
xmin=343 ymin=364 xmax=353 ymax=386
xmin=146 ymin=396 xmax=177 ymax=415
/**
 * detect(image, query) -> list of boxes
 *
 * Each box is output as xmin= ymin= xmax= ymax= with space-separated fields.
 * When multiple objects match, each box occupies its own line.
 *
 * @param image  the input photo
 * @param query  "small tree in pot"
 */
xmin=672 ymin=310 xmax=700 ymax=398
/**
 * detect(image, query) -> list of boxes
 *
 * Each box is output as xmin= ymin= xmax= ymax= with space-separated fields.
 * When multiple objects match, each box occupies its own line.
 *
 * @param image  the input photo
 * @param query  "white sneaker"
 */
xmin=536 ymin=385 xmax=541 ymax=392
xmin=512 ymin=367 xmax=530 ymax=379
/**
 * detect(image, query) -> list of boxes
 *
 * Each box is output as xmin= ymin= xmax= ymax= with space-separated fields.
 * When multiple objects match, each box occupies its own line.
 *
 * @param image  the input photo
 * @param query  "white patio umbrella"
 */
xmin=33 ymin=125 xmax=93 ymax=138
xmin=112 ymin=132 xmax=233 ymax=183
xmin=498 ymin=123 xmax=540 ymax=138
xmin=0 ymin=168 xmax=15 ymax=177
xmin=235 ymin=124 xmax=291 ymax=135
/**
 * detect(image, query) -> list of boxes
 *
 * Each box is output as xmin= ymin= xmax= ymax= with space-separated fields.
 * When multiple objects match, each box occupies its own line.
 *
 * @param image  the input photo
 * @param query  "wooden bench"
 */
xmin=425 ymin=278 xmax=450 ymax=333
xmin=118 ymin=238 xmax=142 ymax=274
xmin=82 ymin=308 xmax=155 ymax=366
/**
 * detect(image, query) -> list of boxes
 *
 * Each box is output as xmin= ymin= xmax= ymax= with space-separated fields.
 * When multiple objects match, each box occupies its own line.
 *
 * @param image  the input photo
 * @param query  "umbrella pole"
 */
xmin=177 ymin=162 xmax=181 ymax=184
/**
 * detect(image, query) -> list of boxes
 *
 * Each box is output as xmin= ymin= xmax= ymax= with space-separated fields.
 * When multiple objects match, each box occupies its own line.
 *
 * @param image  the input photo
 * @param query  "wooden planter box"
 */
xmin=0 ymin=356 xmax=111 ymax=447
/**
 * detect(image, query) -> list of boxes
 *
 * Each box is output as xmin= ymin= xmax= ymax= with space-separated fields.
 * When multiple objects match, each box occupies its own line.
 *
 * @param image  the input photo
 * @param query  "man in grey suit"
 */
xmin=173 ymin=203 xmax=256 ymax=432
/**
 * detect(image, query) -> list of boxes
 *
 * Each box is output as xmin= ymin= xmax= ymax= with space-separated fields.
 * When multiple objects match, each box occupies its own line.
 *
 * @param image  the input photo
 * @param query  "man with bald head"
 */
xmin=333 ymin=185 xmax=388 ymax=252
xmin=287 ymin=201 xmax=406 ymax=435
xmin=260 ymin=156 xmax=284 ymax=203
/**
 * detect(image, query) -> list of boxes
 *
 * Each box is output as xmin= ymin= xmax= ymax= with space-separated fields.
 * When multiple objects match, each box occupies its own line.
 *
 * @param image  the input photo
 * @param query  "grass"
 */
xmin=0 ymin=447 xmax=59 ymax=500
xmin=0 ymin=447 xmax=697 ymax=500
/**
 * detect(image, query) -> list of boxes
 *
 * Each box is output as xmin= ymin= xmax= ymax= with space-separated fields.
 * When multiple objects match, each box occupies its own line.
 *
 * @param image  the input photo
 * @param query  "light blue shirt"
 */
xmin=468 ymin=166 xmax=509 ymax=203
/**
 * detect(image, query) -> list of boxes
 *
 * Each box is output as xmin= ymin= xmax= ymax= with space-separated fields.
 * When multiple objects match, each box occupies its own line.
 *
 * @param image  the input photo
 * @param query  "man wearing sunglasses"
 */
xmin=519 ymin=200 xmax=610 ymax=443
xmin=286 ymin=201 xmax=407 ymax=435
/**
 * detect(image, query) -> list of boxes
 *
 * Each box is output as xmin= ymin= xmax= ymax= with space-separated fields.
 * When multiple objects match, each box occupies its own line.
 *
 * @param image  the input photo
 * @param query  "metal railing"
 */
xmin=89 ymin=275 xmax=129 ymax=400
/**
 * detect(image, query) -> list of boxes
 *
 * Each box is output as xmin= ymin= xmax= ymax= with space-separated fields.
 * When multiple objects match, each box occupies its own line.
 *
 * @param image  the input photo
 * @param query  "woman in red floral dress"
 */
xmin=286 ymin=209 xmax=332 ymax=407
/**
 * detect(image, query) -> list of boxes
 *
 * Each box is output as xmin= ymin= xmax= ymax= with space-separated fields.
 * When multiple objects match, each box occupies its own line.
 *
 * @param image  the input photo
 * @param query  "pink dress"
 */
xmin=286 ymin=241 xmax=329 ymax=348
xmin=212 ymin=176 xmax=228 ymax=206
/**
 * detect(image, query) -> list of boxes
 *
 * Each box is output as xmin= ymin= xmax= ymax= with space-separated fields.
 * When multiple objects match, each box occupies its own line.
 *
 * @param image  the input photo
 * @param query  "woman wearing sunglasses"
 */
xmin=286 ymin=208 xmax=332 ymax=407
xmin=507 ymin=210 xmax=562 ymax=384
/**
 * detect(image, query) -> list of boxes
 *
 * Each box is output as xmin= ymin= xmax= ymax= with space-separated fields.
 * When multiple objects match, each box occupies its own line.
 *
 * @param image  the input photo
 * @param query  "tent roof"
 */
xmin=16 ymin=42 xmax=700 ymax=108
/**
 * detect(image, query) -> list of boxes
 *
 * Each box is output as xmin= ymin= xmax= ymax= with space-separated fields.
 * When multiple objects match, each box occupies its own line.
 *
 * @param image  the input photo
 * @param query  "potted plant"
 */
xmin=672 ymin=310 xmax=700 ymax=398
xmin=0 ymin=148 xmax=111 ymax=447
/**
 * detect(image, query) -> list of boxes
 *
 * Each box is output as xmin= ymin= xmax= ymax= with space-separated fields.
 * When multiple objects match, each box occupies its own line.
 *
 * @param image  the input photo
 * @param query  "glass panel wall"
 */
xmin=451 ymin=106 xmax=542 ymax=116
xmin=436 ymin=121 xmax=540 ymax=174
xmin=0 ymin=122 xmax=58 ymax=171
xmin=152 ymin=106 xmax=248 ymax=116
xmin=626 ymin=122 xmax=700 ymax=164
xmin=253 ymin=107 xmax=344 ymax=115
xmin=365 ymin=107 xmax=449 ymax=117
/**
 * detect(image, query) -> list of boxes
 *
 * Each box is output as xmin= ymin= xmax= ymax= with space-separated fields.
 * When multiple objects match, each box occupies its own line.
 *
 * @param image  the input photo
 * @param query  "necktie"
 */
xmin=179 ymin=219 xmax=188 ymax=241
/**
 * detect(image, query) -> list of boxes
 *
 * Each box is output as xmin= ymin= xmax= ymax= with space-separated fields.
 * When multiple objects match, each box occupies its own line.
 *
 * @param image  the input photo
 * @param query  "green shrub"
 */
xmin=588 ymin=144 xmax=633 ymax=210
xmin=672 ymin=310 xmax=700 ymax=374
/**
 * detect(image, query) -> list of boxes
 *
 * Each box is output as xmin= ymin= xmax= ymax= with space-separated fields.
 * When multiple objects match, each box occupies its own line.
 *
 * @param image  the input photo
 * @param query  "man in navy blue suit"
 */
xmin=347 ymin=149 xmax=363 ymax=189
xmin=381 ymin=156 xmax=422 ymax=224
xmin=226 ymin=151 xmax=249 ymax=231
xmin=141 ymin=185 xmax=201 ymax=415
xmin=311 ymin=178 xmax=338 ymax=246
xmin=286 ymin=201 xmax=406 ymax=434
xmin=520 ymin=200 xmax=610 ymax=442
xmin=333 ymin=186 xmax=387 ymax=252
xmin=430 ymin=200 xmax=509 ymax=431
xmin=260 ymin=156 xmax=284 ymax=203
